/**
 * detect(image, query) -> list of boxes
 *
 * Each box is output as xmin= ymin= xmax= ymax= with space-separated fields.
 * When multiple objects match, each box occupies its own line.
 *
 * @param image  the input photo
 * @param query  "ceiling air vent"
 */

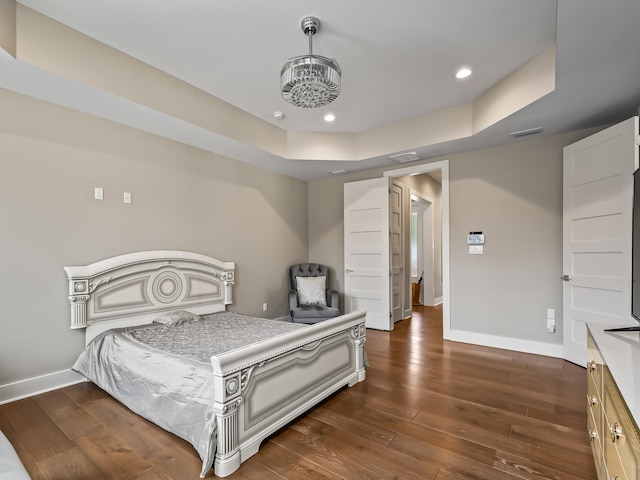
xmin=510 ymin=127 xmax=543 ymax=138
xmin=389 ymin=151 xmax=420 ymax=163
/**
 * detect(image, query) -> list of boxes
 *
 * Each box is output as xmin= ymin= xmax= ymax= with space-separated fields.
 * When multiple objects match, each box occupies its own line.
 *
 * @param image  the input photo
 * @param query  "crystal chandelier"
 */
xmin=280 ymin=16 xmax=341 ymax=108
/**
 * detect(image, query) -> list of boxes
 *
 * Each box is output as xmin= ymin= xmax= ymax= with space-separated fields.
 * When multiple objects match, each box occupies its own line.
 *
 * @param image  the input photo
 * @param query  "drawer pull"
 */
xmin=586 ymin=394 xmax=598 ymax=406
xmin=589 ymin=428 xmax=598 ymax=441
xmin=589 ymin=360 xmax=598 ymax=372
xmin=609 ymin=422 xmax=624 ymax=444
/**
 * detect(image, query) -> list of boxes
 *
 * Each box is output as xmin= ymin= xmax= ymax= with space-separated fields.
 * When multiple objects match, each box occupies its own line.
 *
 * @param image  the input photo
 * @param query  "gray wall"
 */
xmin=0 ymin=89 xmax=308 ymax=386
xmin=0 ymin=82 xmax=606 ymax=390
xmin=309 ymin=128 xmax=599 ymax=346
xmin=448 ymin=135 xmax=571 ymax=342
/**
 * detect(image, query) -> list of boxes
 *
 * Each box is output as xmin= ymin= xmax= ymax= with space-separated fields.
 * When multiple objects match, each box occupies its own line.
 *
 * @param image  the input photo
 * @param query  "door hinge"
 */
xmin=636 ymin=134 xmax=640 ymax=147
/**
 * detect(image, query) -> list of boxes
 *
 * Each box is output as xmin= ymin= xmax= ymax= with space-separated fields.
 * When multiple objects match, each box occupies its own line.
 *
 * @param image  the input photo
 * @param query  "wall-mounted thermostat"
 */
xmin=468 ymin=231 xmax=484 ymax=255
xmin=467 ymin=232 xmax=484 ymax=245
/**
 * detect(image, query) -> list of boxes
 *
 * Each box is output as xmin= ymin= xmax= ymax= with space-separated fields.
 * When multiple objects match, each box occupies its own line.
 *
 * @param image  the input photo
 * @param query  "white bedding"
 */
xmin=0 ymin=430 xmax=30 ymax=480
xmin=72 ymin=311 xmax=306 ymax=476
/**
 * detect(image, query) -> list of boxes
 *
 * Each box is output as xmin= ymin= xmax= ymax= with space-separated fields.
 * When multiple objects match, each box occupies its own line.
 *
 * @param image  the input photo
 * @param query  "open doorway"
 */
xmin=343 ymin=161 xmax=449 ymax=334
xmin=410 ymin=191 xmax=435 ymax=307
xmin=383 ymin=160 xmax=450 ymax=337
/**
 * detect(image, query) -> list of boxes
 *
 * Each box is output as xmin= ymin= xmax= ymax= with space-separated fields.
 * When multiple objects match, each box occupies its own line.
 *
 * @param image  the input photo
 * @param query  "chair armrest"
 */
xmin=327 ymin=289 xmax=339 ymax=309
xmin=289 ymin=290 xmax=298 ymax=311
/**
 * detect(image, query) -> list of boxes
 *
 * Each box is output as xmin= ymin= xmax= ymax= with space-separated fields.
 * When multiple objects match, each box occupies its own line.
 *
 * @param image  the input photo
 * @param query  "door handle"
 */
xmin=561 ymin=274 xmax=571 ymax=282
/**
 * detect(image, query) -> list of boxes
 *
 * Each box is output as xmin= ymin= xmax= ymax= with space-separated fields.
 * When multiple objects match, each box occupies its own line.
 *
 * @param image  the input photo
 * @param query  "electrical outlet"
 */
xmin=94 ymin=187 xmax=103 ymax=200
xmin=263 ymin=303 xmax=268 ymax=312
xmin=124 ymin=192 xmax=132 ymax=204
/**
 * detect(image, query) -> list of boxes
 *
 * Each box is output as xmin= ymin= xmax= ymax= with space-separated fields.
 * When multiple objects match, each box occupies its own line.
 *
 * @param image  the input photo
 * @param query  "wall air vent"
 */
xmin=510 ymin=127 xmax=543 ymax=138
xmin=389 ymin=151 xmax=420 ymax=163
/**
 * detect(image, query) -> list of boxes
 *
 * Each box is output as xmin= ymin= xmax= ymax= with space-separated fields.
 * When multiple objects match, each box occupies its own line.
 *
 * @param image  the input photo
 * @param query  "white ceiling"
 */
xmin=7 ymin=0 xmax=640 ymax=180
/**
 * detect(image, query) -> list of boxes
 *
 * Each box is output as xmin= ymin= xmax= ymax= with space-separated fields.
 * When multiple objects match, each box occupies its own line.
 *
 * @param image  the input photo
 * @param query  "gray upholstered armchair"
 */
xmin=289 ymin=263 xmax=340 ymax=324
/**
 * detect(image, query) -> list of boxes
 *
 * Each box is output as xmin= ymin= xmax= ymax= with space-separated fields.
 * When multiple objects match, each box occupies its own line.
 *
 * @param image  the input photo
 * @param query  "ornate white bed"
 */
xmin=65 ymin=250 xmax=366 ymax=478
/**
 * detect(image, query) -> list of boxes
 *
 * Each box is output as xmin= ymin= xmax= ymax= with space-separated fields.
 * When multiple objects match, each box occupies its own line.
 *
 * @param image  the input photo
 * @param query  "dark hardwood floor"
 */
xmin=0 ymin=305 xmax=597 ymax=479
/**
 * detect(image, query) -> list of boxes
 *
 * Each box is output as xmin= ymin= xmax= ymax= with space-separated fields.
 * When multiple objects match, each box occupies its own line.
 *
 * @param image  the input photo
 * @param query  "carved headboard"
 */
xmin=65 ymin=250 xmax=235 ymax=341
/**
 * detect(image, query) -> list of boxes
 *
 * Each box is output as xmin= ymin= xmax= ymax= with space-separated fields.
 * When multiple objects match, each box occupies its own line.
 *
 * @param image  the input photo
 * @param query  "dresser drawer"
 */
xmin=587 ymin=332 xmax=604 ymax=398
xmin=589 ymin=400 xmax=607 ymax=478
xmin=587 ymin=325 xmax=640 ymax=480
xmin=588 ymin=374 xmax=603 ymax=437
xmin=604 ymin=367 xmax=640 ymax=480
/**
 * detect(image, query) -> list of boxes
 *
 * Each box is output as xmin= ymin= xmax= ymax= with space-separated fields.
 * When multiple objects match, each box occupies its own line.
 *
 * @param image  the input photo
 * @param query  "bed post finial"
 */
xmin=351 ymin=323 xmax=367 ymax=380
xmin=223 ymin=271 xmax=235 ymax=305
xmin=69 ymin=295 xmax=89 ymax=328
xmin=68 ymin=279 xmax=90 ymax=328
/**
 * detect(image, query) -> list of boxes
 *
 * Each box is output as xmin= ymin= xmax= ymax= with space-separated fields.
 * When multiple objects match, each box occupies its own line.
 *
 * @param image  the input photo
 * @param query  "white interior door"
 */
xmin=344 ymin=177 xmax=392 ymax=331
xmin=563 ymin=116 xmax=639 ymax=366
xmin=390 ymin=181 xmax=404 ymax=322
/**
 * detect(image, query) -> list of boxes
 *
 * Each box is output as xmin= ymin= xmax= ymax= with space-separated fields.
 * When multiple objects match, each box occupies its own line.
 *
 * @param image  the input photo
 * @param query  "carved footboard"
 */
xmin=208 ymin=310 xmax=367 ymax=478
xmin=65 ymin=251 xmax=365 ymax=478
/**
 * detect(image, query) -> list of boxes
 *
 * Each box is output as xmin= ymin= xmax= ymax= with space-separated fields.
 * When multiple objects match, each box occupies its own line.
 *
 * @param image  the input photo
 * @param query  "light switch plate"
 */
xmin=469 ymin=245 xmax=483 ymax=255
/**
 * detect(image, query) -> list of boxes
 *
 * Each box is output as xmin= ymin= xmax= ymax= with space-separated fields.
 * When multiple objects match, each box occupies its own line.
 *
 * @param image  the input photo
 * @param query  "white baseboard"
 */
xmin=445 ymin=329 xmax=563 ymax=358
xmin=434 ymin=296 xmax=443 ymax=306
xmin=0 ymin=369 xmax=85 ymax=405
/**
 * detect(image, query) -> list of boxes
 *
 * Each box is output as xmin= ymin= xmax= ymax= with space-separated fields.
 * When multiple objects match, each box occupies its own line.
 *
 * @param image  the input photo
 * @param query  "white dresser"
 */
xmin=587 ymin=324 xmax=640 ymax=479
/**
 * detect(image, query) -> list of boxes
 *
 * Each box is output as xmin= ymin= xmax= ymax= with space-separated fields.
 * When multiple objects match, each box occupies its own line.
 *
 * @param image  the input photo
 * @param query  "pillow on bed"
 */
xmin=154 ymin=310 xmax=201 ymax=326
xmin=296 ymin=276 xmax=327 ymax=306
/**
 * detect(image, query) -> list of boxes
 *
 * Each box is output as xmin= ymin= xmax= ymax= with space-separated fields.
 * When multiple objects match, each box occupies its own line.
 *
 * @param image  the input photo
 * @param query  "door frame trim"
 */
xmin=384 ymin=160 xmax=451 ymax=338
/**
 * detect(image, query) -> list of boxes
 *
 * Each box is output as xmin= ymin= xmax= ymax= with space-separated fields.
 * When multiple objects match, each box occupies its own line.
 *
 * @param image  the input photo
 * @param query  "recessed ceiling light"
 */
xmin=324 ymin=113 xmax=336 ymax=122
xmin=455 ymin=67 xmax=472 ymax=79
xmin=330 ymin=169 xmax=347 ymax=174
xmin=273 ymin=111 xmax=284 ymax=120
